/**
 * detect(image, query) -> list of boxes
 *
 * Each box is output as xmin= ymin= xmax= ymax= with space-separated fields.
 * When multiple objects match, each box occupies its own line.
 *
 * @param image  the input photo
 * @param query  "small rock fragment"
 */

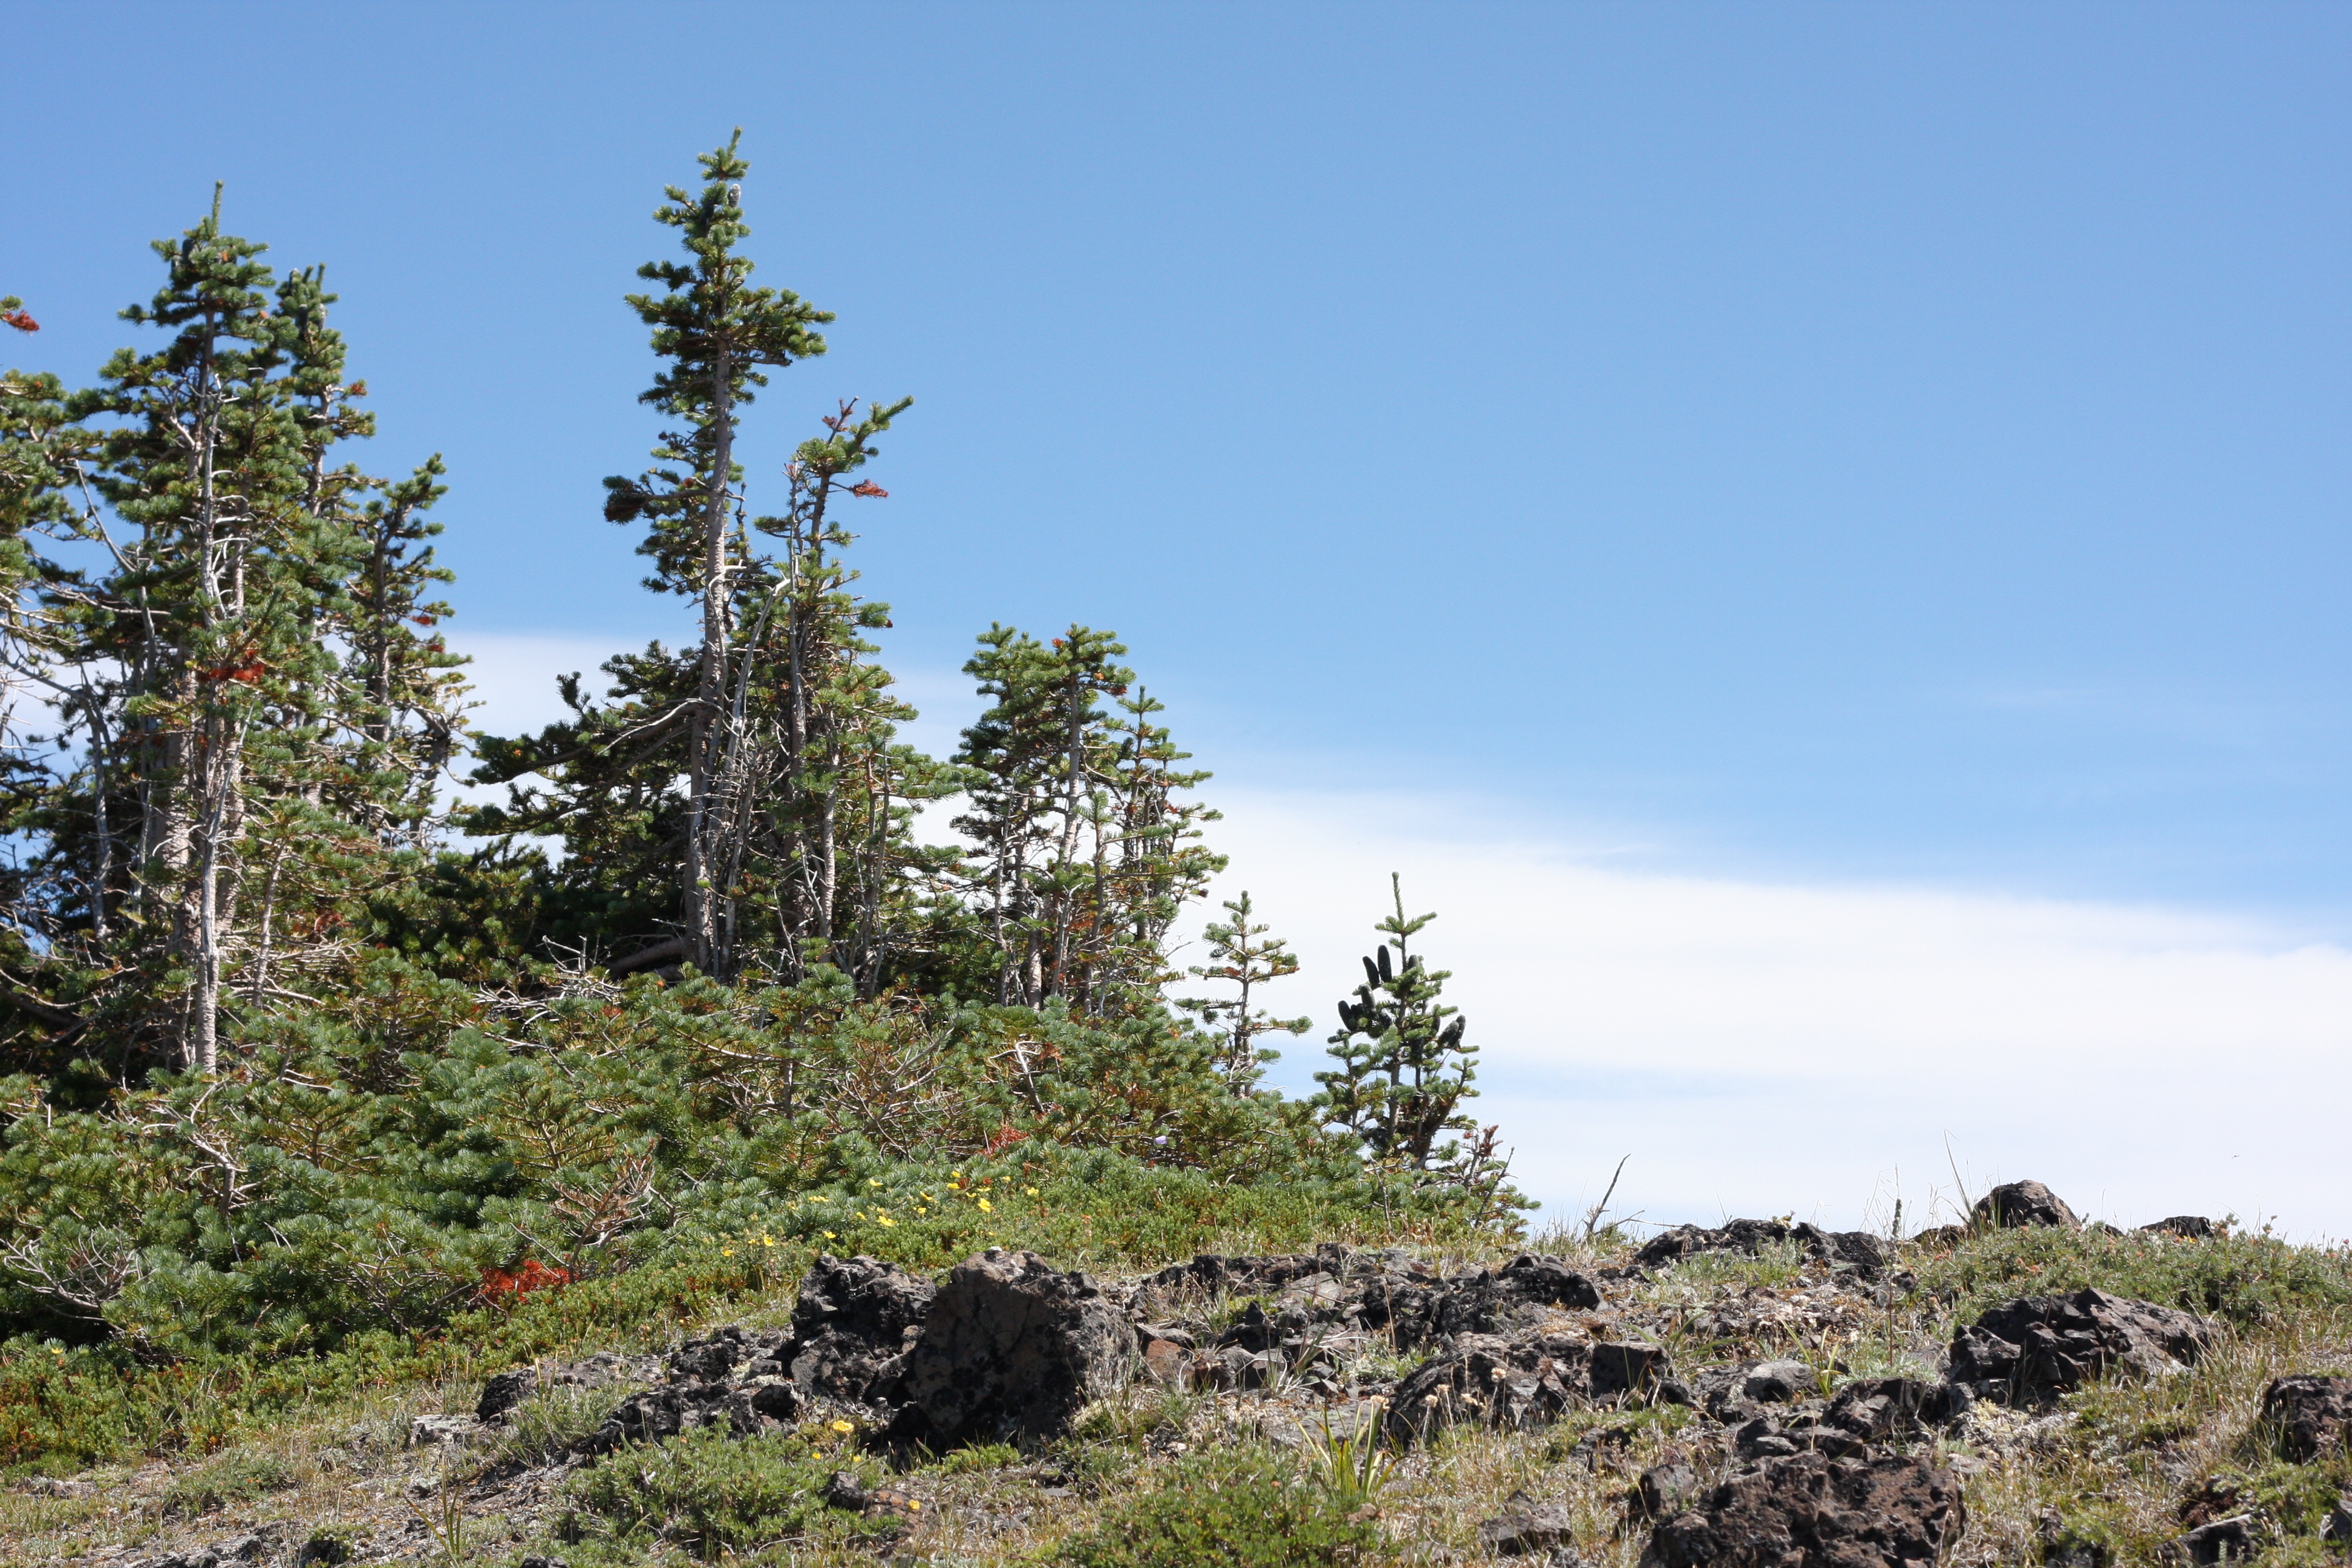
xmin=1478 ymin=1497 xmax=1576 ymax=1557
xmin=2180 ymin=1515 xmax=2254 ymax=1565
xmin=2261 ymin=1374 xmax=2352 ymax=1462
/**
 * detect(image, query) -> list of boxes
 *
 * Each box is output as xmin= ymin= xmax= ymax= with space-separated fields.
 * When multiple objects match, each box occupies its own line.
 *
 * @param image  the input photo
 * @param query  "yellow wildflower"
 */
xmin=831 ymin=1420 xmax=854 ymax=1434
xmin=1025 ymin=1186 xmax=1039 ymax=1196
xmin=823 ymin=1231 xmax=837 ymax=1240
xmin=977 ymin=1197 xmax=993 ymax=1213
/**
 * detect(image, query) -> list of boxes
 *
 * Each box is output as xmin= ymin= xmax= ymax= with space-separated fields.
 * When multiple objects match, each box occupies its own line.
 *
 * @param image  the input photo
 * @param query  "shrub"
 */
xmin=160 ymin=1447 xmax=296 ymax=1516
xmin=1912 ymin=1225 xmax=2352 ymax=1327
xmin=1053 ymin=1448 xmax=1390 ymax=1567
xmin=558 ymin=1425 xmax=894 ymax=1560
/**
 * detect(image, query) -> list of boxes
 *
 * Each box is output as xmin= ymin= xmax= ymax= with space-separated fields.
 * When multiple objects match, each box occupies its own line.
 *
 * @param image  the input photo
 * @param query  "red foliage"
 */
xmin=200 ymin=658 xmax=268 ymax=685
xmin=1 ymin=310 xmax=38 ymax=333
xmin=477 ymin=1259 xmax=572 ymax=1310
xmin=982 ymin=1125 xmax=1030 ymax=1157
xmin=851 ymin=481 xmax=889 ymax=498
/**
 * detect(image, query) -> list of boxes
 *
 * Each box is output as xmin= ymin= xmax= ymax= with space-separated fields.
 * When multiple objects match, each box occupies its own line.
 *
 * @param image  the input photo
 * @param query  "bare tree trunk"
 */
xmin=685 ymin=354 xmax=734 ymax=975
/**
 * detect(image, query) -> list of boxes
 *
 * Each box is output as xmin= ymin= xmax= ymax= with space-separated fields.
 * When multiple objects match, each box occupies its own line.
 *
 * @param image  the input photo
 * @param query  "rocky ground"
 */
xmin=7 ymin=1181 xmax=2350 ymax=1567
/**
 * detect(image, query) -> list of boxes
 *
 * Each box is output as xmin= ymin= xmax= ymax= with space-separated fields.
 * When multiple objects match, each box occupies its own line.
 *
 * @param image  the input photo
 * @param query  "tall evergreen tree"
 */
xmin=0 ymin=197 xmax=468 ymax=1072
xmin=598 ymin=129 xmax=830 ymax=977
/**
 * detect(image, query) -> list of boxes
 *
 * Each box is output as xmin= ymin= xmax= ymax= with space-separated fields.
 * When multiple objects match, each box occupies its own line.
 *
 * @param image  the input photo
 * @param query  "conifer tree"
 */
xmin=0 ymin=198 xmax=468 ymax=1071
xmin=598 ymin=130 xmax=830 ymax=976
xmin=950 ymin=627 xmax=1222 ymax=1011
xmin=1178 ymin=890 xmax=1310 ymax=1083
xmin=1313 ymin=874 xmax=1479 ymax=1169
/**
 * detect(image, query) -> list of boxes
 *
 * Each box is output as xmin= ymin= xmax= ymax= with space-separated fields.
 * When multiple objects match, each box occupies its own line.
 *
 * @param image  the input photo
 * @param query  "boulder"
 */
xmin=898 ymin=1249 xmax=1129 ymax=1445
xmin=2261 ymin=1374 xmax=2352 ymax=1462
xmin=1970 ymin=1181 xmax=2078 ymax=1231
xmin=577 ymin=1381 xmax=734 ymax=1452
xmin=1592 ymin=1342 xmax=1676 ymax=1403
xmin=1643 ymin=1451 xmax=1965 ymax=1568
xmin=1821 ymin=1377 xmax=1968 ymax=1440
xmin=1636 ymin=1461 xmax=1700 ymax=1520
xmin=1741 ymin=1360 xmax=1815 ymax=1404
xmin=407 ymin=1413 xmax=482 ymax=1448
xmin=787 ymin=1254 xmax=936 ymax=1408
xmin=1393 ymin=1256 xmax=1604 ymax=1348
xmin=1635 ymin=1220 xmax=1889 ymax=1278
xmin=1948 ymin=1289 xmax=2210 ymax=1404
xmin=2324 ymin=1492 xmax=2352 ymax=1544
xmin=2140 ymin=1215 xmax=2215 ymax=1240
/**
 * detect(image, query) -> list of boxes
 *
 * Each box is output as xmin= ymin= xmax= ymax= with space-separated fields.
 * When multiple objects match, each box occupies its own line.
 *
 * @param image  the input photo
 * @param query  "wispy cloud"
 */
xmin=1194 ymin=788 xmax=2352 ymax=1242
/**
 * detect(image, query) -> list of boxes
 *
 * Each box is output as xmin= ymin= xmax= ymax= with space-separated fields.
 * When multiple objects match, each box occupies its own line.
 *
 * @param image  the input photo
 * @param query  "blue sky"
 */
xmin=9 ymin=4 xmax=2350 ymax=1231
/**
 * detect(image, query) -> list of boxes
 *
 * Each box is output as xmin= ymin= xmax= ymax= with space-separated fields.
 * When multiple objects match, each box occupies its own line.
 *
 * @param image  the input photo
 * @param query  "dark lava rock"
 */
xmin=1391 ymin=1255 xmax=1605 ymax=1348
xmin=475 ymin=1365 xmax=538 ymax=1422
xmin=1740 ymin=1360 xmax=1815 ymax=1404
xmin=1636 ymin=1461 xmax=1700 ymax=1520
xmin=1593 ymin=1341 xmax=1676 ymax=1402
xmin=822 ymin=1470 xmax=870 ymax=1511
xmin=1948 ymin=1288 xmax=2210 ymax=1405
xmin=1970 ymin=1180 xmax=2079 ymax=1231
xmin=1478 ymin=1497 xmax=1578 ymax=1557
xmin=578 ymin=1383 xmax=730 ymax=1452
xmin=1387 ymin=1332 xmax=1592 ymax=1444
xmin=1635 ymin=1220 xmax=1889 ymax=1279
xmin=1821 ymin=1376 xmax=1967 ymax=1440
xmin=1644 ymin=1451 xmax=1965 ymax=1568
xmin=898 ymin=1248 xmax=1128 ymax=1445
xmin=2140 ymin=1215 xmax=2216 ymax=1240
xmin=1142 ymin=1247 xmax=1356 ymax=1297
xmin=670 ymin=1324 xmax=759 ymax=1383
xmin=2324 ymin=1491 xmax=2352 ymax=1543
xmin=2261 ymin=1374 xmax=2352 ymax=1462
xmin=788 ymin=1254 xmax=936 ymax=1408
xmin=2180 ymin=1515 xmax=2254 ymax=1564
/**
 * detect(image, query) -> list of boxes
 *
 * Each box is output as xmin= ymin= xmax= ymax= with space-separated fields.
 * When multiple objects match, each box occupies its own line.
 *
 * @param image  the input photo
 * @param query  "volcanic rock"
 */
xmin=1948 ymin=1289 xmax=2210 ymax=1404
xmin=2261 ymin=1374 xmax=2352 ymax=1462
xmin=1970 ymin=1180 xmax=2079 ymax=1231
xmin=898 ymin=1248 xmax=1129 ymax=1445
xmin=1643 ymin=1451 xmax=1965 ymax=1567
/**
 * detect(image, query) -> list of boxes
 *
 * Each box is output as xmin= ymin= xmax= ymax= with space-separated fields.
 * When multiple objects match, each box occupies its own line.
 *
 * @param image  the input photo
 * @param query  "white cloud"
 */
xmin=1192 ymin=788 xmax=2352 ymax=1243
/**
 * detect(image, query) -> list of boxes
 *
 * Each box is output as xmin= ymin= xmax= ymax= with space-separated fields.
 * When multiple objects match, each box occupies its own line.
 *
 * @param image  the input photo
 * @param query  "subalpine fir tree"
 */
xmin=472 ymin=136 xmax=944 ymax=988
xmin=0 ymin=198 xmax=468 ymax=1073
xmin=598 ymin=130 xmax=831 ymax=977
xmin=1312 ymin=874 xmax=1479 ymax=1170
xmin=1178 ymin=890 xmax=1310 ymax=1083
xmin=950 ymin=627 xmax=1223 ymax=1011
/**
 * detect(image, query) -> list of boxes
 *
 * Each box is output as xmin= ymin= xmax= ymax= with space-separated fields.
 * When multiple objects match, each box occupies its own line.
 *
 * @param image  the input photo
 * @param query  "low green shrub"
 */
xmin=1053 ymin=1448 xmax=1391 ymax=1567
xmin=1912 ymin=1225 xmax=2352 ymax=1327
xmin=493 ymin=1382 xmax=633 ymax=1469
xmin=557 ymin=1425 xmax=892 ymax=1560
xmin=160 ymin=1447 xmax=296 ymax=1516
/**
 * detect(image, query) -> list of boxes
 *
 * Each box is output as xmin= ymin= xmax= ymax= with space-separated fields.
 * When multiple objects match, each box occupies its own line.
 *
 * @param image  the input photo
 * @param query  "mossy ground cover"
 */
xmin=4 ymin=1219 xmax=2347 ymax=1567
